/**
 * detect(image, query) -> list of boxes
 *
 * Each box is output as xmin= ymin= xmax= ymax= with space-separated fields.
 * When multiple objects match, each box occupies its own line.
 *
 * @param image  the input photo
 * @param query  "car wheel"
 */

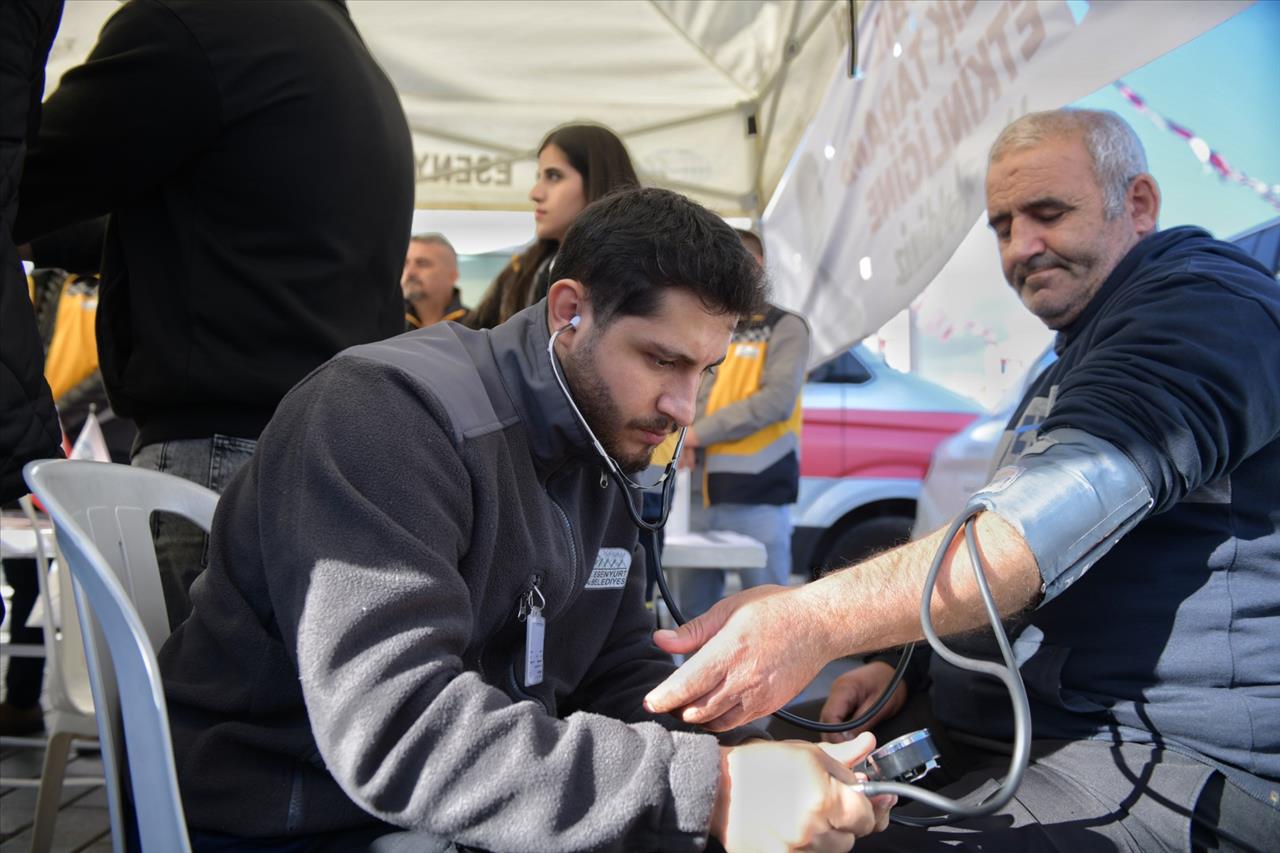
xmin=816 ymin=514 xmax=915 ymax=578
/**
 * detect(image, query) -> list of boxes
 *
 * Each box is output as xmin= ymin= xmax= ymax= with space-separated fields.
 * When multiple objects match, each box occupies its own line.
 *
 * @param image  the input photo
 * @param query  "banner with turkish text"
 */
xmin=765 ymin=0 xmax=1251 ymax=365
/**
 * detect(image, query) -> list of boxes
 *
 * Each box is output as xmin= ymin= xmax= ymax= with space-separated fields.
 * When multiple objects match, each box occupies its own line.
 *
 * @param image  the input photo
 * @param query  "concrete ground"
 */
xmin=0 ymin=734 xmax=111 ymax=852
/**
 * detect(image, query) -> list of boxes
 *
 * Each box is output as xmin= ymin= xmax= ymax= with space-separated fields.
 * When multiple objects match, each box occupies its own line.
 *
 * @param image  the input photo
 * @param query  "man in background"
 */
xmin=671 ymin=229 xmax=811 ymax=617
xmin=402 ymin=232 xmax=469 ymax=329
xmin=14 ymin=0 xmax=414 ymax=627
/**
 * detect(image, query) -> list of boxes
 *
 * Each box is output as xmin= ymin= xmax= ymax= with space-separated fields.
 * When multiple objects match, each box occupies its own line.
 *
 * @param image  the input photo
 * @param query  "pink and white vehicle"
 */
xmin=792 ymin=345 xmax=983 ymax=578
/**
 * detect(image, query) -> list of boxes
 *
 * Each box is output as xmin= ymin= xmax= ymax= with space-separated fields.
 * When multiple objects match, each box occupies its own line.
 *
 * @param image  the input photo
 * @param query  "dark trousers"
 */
xmin=2 ymin=557 xmax=44 ymax=708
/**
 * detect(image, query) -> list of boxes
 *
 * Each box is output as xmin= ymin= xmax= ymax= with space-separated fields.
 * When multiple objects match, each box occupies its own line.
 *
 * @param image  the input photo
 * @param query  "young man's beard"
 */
xmin=563 ymin=335 xmax=673 ymax=474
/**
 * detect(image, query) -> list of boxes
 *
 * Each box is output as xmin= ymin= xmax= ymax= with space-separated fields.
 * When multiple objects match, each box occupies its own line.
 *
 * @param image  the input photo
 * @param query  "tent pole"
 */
xmin=403 ymin=123 xmax=527 ymax=158
xmin=619 ymin=104 xmax=748 ymax=139
xmin=644 ymin=0 xmax=753 ymax=97
xmin=641 ymin=176 xmax=747 ymax=207
xmin=754 ymin=0 xmax=840 ymax=102
xmin=752 ymin=1 xmax=806 ymax=214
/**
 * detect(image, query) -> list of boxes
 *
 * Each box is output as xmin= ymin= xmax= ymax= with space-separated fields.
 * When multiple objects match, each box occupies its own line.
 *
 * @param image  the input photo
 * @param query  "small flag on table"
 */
xmin=69 ymin=407 xmax=111 ymax=462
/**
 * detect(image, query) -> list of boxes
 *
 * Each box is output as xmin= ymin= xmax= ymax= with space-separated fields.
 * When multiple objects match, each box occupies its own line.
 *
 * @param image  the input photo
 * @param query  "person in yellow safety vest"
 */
xmin=665 ymin=229 xmax=811 ymax=618
xmin=28 ymin=268 xmax=136 ymax=459
xmin=31 ymin=269 xmax=97 ymax=401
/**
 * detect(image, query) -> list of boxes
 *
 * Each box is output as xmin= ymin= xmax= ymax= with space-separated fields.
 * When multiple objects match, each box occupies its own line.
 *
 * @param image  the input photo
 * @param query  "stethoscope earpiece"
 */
xmin=545 ymin=323 xmax=686 ymax=534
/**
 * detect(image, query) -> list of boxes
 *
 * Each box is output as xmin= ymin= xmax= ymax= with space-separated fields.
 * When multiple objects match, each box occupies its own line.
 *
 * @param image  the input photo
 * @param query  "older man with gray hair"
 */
xmin=402 ymin=232 xmax=469 ymax=328
xmin=644 ymin=108 xmax=1280 ymax=850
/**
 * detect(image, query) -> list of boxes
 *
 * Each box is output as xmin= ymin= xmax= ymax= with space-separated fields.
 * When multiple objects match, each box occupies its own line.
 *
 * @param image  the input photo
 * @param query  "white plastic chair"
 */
xmin=23 ymin=459 xmax=219 ymax=853
xmin=3 ymin=497 xmax=102 ymax=853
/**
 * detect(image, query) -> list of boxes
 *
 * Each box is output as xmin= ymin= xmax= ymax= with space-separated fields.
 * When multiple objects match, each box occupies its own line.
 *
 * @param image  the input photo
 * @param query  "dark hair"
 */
xmin=467 ymin=124 xmax=640 ymax=329
xmin=544 ymin=124 xmax=640 ymax=205
xmin=554 ymin=187 xmax=764 ymax=326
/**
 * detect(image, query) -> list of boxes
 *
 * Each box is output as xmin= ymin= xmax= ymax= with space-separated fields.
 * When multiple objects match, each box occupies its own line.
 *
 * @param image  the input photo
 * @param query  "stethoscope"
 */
xmin=546 ymin=317 xmax=891 ymax=732
xmin=547 ymin=318 xmax=688 ymax=534
xmin=547 ymin=316 xmax=1032 ymax=825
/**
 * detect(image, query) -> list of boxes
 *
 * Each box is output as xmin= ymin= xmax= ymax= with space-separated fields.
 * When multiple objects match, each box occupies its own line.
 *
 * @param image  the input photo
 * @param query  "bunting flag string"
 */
xmin=899 ymin=78 xmax=1279 ymax=352
xmin=1115 ymin=81 xmax=1280 ymax=211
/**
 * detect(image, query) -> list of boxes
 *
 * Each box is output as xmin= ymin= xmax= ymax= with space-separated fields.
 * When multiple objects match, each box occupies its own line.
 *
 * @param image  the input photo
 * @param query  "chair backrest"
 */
xmin=19 ymin=495 xmax=95 ymax=719
xmin=24 ymin=459 xmax=219 ymax=853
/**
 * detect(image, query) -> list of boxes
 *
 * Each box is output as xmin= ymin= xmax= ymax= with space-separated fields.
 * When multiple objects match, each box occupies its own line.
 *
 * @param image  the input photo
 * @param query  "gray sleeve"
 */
xmin=695 ymin=311 xmax=811 ymax=446
xmin=261 ymin=361 xmax=721 ymax=852
xmin=571 ymin=541 xmax=768 ymax=745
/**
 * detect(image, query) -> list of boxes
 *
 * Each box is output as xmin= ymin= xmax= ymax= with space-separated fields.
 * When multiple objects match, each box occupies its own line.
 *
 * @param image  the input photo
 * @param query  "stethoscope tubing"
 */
xmin=546 ymin=320 xmax=1029 ymax=824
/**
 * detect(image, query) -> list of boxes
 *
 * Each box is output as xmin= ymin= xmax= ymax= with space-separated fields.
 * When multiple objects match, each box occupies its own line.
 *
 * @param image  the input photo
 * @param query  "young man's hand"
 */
xmin=711 ymin=734 xmax=896 ymax=852
xmin=645 ymin=585 xmax=833 ymax=730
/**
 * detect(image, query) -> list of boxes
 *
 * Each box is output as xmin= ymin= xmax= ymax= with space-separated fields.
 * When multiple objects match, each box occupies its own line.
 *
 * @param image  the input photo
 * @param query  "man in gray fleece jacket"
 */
xmin=159 ymin=189 xmax=893 ymax=852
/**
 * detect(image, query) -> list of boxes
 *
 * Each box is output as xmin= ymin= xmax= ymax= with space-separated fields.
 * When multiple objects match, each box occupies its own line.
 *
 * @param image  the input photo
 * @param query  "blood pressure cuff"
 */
xmin=968 ymin=428 xmax=1154 ymax=604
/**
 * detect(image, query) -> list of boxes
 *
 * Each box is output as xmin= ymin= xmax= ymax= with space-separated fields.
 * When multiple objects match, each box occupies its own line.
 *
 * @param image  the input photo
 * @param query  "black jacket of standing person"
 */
xmin=13 ymin=0 xmax=414 ymax=449
xmin=1 ymin=0 xmax=65 ymax=503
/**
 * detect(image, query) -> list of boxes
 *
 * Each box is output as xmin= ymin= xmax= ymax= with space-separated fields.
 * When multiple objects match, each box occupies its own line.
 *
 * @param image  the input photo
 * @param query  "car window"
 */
xmin=807 ymin=349 xmax=872 ymax=384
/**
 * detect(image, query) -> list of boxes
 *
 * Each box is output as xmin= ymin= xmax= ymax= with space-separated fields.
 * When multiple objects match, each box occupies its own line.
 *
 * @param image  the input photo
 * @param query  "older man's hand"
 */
xmin=644 ymin=584 xmax=834 ymax=731
xmin=819 ymin=662 xmax=909 ymax=744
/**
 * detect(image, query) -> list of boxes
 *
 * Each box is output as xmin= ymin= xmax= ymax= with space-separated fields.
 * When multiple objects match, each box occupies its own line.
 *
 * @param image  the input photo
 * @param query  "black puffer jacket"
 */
xmin=1 ymin=0 xmax=65 ymax=502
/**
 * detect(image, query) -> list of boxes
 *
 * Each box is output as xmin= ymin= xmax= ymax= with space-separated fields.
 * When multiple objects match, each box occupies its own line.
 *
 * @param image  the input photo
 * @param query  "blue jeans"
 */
xmin=669 ymin=502 xmax=793 ymax=619
xmin=132 ymin=435 xmax=256 ymax=629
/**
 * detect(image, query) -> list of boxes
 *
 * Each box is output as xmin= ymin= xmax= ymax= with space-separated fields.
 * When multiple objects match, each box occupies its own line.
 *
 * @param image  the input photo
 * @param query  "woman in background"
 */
xmin=468 ymin=123 xmax=639 ymax=329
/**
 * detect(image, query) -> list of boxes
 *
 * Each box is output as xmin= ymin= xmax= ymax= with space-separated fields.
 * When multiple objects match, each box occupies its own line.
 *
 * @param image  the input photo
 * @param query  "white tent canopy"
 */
xmin=46 ymin=0 xmax=1248 ymax=363
xmin=46 ymin=0 xmax=851 ymax=218
xmin=369 ymin=0 xmax=849 ymax=216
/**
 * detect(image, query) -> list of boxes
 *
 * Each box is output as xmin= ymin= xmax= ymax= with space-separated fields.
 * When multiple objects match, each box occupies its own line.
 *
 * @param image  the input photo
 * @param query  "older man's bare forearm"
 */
xmin=793 ymin=510 xmax=1041 ymax=661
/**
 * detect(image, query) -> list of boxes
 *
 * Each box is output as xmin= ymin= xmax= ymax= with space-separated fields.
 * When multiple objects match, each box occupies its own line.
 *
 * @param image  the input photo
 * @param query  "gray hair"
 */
xmin=989 ymin=109 xmax=1148 ymax=218
xmin=409 ymin=232 xmax=458 ymax=263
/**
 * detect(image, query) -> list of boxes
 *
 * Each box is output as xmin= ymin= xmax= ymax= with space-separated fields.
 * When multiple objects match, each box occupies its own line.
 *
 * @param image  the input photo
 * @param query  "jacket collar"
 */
xmin=407 ymin=289 xmax=470 ymax=329
xmin=1055 ymin=227 xmax=1208 ymax=354
xmin=442 ymin=289 xmax=469 ymax=324
xmin=486 ymin=299 xmax=601 ymax=481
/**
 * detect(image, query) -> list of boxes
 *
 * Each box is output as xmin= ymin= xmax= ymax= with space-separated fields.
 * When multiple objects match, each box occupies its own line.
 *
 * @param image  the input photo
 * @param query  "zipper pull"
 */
xmin=600 ymin=468 xmax=609 ymax=489
xmin=519 ymin=580 xmax=546 ymax=687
